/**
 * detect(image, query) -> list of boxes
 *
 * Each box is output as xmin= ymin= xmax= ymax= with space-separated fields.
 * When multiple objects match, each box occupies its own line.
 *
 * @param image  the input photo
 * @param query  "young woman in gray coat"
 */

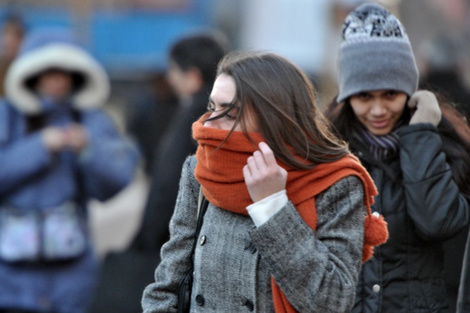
xmin=324 ymin=3 xmax=470 ymax=312
xmin=142 ymin=51 xmax=388 ymax=312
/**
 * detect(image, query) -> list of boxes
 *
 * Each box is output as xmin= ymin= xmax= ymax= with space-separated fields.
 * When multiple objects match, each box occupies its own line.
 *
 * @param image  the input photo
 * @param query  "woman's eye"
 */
xmin=356 ymin=93 xmax=370 ymax=100
xmin=385 ymin=90 xmax=398 ymax=98
xmin=225 ymin=113 xmax=237 ymax=120
xmin=207 ymin=103 xmax=215 ymax=112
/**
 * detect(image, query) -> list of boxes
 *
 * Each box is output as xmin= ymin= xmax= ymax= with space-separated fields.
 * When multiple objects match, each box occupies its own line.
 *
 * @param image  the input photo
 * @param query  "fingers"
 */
xmin=243 ymin=142 xmax=270 ymax=183
xmin=243 ymin=142 xmax=288 ymax=202
xmin=258 ymin=142 xmax=277 ymax=166
xmin=245 ymin=142 xmax=274 ymax=175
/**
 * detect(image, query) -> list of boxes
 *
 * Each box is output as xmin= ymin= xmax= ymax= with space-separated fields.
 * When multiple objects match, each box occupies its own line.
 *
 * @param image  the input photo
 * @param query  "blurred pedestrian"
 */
xmin=324 ymin=3 xmax=470 ymax=312
xmin=419 ymin=34 xmax=470 ymax=121
xmin=142 ymin=51 xmax=388 ymax=312
xmin=130 ymin=31 xmax=229 ymax=254
xmin=87 ymin=31 xmax=229 ymax=313
xmin=0 ymin=13 xmax=25 ymax=96
xmin=0 ymin=28 xmax=139 ymax=313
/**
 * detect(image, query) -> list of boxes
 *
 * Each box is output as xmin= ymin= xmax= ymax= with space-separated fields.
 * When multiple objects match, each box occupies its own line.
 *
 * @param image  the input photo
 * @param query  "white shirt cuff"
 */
xmin=247 ymin=190 xmax=288 ymax=227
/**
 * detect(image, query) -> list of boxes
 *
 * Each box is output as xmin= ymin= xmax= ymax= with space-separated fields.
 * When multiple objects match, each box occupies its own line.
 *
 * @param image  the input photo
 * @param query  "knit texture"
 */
xmin=192 ymin=114 xmax=388 ymax=313
xmin=337 ymin=3 xmax=419 ymax=102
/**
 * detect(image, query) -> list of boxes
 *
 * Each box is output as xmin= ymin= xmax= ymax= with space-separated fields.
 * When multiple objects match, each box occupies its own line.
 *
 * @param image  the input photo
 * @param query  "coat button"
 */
xmin=243 ymin=299 xmax=254 ymax=311
xmin=326 ymin=263 xmax=333 ymax=272
xmin=195 ymin=294 xmax=205 ymax=306
xmin=244 ymin=241 xmax=257 ymax=254
xmin=199 ymin=235 xmax=206 ymax=245
xmin=372 ymin=284 xmax=381 ymax=293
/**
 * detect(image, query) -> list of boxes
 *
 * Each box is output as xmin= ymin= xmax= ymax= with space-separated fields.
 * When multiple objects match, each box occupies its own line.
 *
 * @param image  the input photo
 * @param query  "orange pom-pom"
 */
xmin=362 ymin=212 xmax=389 ymax=262
xmin=364 ymin=212 xmax=388 ymax=245
xmin=362 ymin=245 xmax=374 ymax=263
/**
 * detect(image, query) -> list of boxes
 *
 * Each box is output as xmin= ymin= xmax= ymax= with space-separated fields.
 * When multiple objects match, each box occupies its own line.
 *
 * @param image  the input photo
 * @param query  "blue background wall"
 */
xmin=0 ymin=0 xmax=214 ymax=74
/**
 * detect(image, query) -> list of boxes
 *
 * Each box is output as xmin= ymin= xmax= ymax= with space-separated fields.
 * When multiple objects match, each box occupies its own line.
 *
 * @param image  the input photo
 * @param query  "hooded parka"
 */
xmin=0 ymin=29 xmax=139 ymax=313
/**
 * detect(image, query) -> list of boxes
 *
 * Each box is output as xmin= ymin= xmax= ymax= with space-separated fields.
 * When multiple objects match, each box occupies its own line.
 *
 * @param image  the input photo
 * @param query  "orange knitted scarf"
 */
xmin=192 ymin=115 xmax=388 ymax=313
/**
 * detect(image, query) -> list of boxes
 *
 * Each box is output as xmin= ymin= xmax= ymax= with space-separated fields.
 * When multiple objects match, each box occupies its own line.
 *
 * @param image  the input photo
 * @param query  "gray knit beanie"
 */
xmin=337 ymin=3 xmax=419 ymax=102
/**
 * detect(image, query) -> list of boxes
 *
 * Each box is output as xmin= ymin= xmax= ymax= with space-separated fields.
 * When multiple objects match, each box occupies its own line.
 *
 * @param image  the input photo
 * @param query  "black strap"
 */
xmin=190 ymin=192 xmax=209 ymax=262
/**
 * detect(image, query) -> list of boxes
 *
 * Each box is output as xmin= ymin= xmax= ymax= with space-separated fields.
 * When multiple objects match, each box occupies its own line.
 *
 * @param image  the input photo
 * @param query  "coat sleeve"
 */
xmin=0 ymin=102 xmax=53 ymax=196
xmin=141 ymin=156 xmax=200 ymax=313
xmin=249 ymin=175 xmax=365 ymax=313
xmin=78 ymin=109 xmax=140 ymax=200
xmin=398 ymin=124 xmax=469 ymax=240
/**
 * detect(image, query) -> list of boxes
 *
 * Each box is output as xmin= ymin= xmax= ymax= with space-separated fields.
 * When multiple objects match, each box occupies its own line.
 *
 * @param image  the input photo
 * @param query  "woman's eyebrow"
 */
xmin=208 ymin=97 xmax=233 ymax=108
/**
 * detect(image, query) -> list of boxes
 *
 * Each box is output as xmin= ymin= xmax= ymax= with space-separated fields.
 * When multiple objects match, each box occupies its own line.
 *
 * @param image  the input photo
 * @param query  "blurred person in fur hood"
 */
xmin=0 ymin=28 xmax=139 ymax=313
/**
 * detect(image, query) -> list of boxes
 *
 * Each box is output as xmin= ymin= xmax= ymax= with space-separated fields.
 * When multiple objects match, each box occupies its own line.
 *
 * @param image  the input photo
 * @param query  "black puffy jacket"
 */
xmin=350 ymin=124 xmax=469 ymax=313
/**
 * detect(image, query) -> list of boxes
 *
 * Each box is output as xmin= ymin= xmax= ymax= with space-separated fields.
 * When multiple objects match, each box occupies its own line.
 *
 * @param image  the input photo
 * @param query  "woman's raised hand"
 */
xmin=243 ymin=142 xmax=288 ymax=203
xmin=408 ymin=90 xmax=441 ymax=126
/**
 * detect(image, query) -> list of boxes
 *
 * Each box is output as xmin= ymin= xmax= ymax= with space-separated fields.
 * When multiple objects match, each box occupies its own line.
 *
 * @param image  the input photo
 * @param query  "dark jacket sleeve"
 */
xmin=457 ymin=228 xmax=470 ymax=313
xmin=398 ymin=123 xmax=469 ymax=240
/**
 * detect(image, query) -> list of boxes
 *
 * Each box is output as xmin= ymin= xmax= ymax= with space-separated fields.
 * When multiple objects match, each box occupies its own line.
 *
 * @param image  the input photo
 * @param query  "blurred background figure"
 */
xmin=0 ymin=13 xmax=25 ymax=96
xmin=0 ymin=28 xmax=139 ymax=313
xmin=130 ymin=31 xmax=229 ymax=253
xmin=88 ymin=30 xmax=229 ymax=313
xmin=419 ymin=34 xmax=470 ymax=120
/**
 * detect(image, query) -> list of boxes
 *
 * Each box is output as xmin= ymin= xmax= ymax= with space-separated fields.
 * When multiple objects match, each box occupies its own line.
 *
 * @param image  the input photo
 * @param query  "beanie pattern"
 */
xmin=343 ymin=5 xmax=404 ymax=41
xmin=337 ymin=3 xmax=419 ymax=102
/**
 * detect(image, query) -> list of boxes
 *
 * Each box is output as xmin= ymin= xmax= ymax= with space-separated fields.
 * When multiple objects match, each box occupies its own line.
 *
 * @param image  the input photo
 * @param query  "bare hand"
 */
xmin=243 ymin=142 xmax=288 ymax=203
xmin=63 ymin=123 xmax=89 ymax=152
xmin=41 ymin=127 xmax=67 ymax=152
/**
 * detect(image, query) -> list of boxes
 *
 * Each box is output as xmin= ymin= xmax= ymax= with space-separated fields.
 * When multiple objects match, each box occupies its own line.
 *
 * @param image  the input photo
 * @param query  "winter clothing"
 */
xmin=332 ymin=3 xmax=470 ymax=312
xmin=143 ymin=156 xmax=365 ymax=313
xmin=337 ymin=3 xmax=419 ymax=102
xmin=458 ymin=230 xmax=470 ymax=312
xmin=408 ymin=90 xmax=442 ymax=126
xmin=5 ymin=29 xmax=109 ymax=115
xmin=192 ymin=113 xmax=387 ymax=264
xmin=348 ymin=123 xmax=469 ymax=313
xmin=192 ymin=116 xmax=387 ymax=313
xmin=0 ymin=29 xmax=139 ymax=313
xmin=142 ymin=116 xmax=387 ymax=313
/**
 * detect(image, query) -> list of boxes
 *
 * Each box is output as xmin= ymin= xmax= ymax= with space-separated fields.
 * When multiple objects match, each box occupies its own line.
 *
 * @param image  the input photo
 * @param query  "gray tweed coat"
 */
xmin=142 ymin=155 xmax=366 ymax=312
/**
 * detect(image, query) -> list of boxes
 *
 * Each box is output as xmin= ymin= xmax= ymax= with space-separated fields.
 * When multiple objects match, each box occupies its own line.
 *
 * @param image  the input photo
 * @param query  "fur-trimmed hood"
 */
xmin=5 ymin=28 xmax=110 ymax=114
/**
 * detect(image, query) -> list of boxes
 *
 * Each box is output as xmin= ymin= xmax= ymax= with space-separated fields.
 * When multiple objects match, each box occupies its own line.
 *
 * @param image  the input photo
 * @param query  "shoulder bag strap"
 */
xmin=190 ymin=188 xmax=209 ymax=261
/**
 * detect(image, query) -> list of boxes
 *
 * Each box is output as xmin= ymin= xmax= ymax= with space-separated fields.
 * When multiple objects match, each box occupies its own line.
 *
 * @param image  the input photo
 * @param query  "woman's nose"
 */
xmin=370 ymin=101 xmax=386 ymax=116
xmin=203 ymin=114 xmax=220 ymax=129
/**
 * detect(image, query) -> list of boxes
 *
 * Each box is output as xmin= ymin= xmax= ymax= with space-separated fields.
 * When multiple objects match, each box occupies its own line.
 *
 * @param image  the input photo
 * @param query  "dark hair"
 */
xmin=169 ymin=32 xmax=229 ymax=85
xmin=207 ymin=51 xmax=349 ymax=170
xmin=324 ymin=93 xmax=470 ymax=199
xmin=25 ymin=67 xmax=86 ymax=95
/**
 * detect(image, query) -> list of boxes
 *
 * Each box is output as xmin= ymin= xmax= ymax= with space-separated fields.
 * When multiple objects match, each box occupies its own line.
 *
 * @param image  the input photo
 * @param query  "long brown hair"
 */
xmin=206 ymin=51 xmax=348 ymax=169
xmin=324 ymin=93 xmax=470 ymax=199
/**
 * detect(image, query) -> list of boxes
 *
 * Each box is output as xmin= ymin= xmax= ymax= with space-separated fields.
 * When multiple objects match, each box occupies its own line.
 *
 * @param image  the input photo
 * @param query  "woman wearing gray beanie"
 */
xmin=324 ymin=3 xmax=470 ymax=313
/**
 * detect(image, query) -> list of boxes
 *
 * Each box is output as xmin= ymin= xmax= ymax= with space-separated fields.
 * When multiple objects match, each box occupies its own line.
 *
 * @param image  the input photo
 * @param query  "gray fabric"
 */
xmin=337 ymin=3 xmax=419 ymax=102
xmin=142 ymin=155 xmax=367 ymax=313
